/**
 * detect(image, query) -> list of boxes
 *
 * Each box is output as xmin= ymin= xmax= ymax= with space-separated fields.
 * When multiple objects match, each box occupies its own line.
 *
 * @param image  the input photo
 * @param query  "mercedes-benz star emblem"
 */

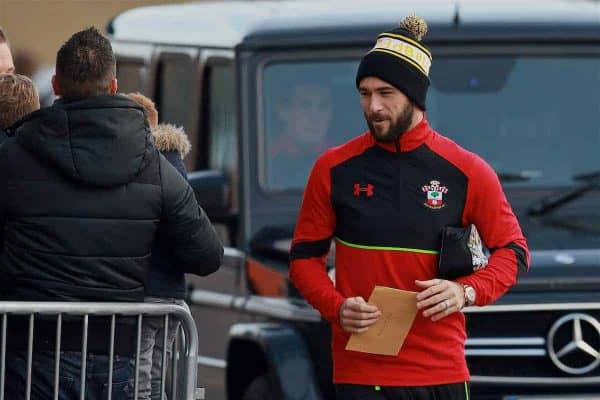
xmin=547 ymin=313 xmax=600 ymax=375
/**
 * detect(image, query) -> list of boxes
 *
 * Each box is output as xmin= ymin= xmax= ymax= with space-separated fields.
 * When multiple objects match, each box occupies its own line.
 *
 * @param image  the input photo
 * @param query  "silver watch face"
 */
xmin=465 ymin=286 xmax=476 ymax=304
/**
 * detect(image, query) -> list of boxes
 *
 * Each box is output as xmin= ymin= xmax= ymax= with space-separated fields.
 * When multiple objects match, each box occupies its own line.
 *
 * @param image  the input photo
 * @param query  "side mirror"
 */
xmin=188 ymin=170 xmax=231 ymax=220
xmin=188 ymin=169 xmax=239 ymax=246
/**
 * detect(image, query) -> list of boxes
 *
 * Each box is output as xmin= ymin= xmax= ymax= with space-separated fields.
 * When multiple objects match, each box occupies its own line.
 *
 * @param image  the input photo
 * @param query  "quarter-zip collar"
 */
xmin=367 ymin=116 xmax=432 ymax=153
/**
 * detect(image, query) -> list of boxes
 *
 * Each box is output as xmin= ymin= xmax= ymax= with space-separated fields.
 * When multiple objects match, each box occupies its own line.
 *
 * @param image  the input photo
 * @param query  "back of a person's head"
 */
xmin=55 ymin=27 xmax=115 ymax=101
xmin=0 ymin=73 xmax=40 ymax=130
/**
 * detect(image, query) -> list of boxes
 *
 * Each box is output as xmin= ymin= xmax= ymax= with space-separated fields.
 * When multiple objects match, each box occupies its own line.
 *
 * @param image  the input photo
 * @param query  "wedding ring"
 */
xmin=442 ymin=299 xmax=450 ymax=310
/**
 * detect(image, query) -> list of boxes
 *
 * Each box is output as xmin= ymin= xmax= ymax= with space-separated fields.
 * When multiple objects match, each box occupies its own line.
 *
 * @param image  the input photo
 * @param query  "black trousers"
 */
xmin=336 ymin=382 xmax=470 ymax=400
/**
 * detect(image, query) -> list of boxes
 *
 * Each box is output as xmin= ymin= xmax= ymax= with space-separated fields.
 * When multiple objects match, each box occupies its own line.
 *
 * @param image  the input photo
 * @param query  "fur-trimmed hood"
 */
xmin=152 ymin=123 xmax=191 ymax=159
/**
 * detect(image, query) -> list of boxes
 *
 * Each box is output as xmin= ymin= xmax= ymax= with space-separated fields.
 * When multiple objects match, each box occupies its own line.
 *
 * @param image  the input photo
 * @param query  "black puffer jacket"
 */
xmin=0 ymin=94 xmax=223 ymax=303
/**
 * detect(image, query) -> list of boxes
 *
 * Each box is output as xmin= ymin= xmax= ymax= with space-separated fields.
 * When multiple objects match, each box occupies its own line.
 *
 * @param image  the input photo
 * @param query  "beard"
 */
xmin=365 ymin=102 xmax=415 ymax=143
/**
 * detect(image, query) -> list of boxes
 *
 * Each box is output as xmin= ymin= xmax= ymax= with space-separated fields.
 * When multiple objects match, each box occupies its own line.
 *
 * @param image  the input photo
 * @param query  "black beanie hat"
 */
xmin=356 ymin=15 xmax=432 ymax=110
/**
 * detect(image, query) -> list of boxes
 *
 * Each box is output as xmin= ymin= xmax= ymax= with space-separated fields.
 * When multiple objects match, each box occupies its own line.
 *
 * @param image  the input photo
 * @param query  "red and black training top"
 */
xmin=290 ymin=118 xmax=529 ymax=387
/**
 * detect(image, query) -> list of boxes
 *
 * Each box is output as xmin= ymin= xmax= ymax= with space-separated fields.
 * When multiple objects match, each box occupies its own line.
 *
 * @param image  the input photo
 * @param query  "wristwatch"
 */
xmin=462 ymin=284 xmax=476 ymax=308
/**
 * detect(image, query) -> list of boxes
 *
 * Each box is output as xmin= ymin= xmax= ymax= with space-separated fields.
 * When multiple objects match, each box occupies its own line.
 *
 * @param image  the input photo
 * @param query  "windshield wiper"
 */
xmin=497 ymin=171 xmax=535 ymax=182
xmin=539 ymin=215 xmax=600 ymax=235
xmin=573 ymin=170 xmax=600 ymax=182
xmin=528 ymin=172 xmax=600 ymax=216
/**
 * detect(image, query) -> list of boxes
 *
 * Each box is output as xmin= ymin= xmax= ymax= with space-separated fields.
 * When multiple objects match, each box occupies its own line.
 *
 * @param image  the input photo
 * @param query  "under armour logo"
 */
xmin=353 ymin=183 xmax=374 ymax=197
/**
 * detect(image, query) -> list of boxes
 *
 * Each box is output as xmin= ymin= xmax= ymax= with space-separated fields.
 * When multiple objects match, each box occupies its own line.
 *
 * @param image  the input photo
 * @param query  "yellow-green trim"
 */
xmin=335 ymin=237 xmax=439 ymax=255
xmin=370 ymin=48 xmax=429 ymax=76
xmin=464 ymin=382 xmax=470 ymax=400
xmin=379 ymin=32 xmax=432 ymax=58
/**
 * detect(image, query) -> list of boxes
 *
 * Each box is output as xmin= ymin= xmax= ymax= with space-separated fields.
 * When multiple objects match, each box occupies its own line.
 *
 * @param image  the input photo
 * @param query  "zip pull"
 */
xmin=394 ymin=139 xmax=401 ymax=156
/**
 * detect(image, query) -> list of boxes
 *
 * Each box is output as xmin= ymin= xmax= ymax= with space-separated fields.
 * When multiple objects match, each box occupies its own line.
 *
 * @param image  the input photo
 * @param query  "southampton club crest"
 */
xmin=421 ymin=180 xmax=448 ymax=209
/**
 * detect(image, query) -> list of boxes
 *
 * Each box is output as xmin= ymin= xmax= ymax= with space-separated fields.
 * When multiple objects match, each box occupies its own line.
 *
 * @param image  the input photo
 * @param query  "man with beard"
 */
xmin=289 ymin=15 xmax=529 ymax=400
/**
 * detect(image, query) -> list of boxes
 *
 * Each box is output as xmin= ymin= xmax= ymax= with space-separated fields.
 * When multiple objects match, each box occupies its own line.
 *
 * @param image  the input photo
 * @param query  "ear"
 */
xmin=108 ymin=77 xmax=118 ymax=94
xmin=51 ymin=75 xmax=62 ymax=96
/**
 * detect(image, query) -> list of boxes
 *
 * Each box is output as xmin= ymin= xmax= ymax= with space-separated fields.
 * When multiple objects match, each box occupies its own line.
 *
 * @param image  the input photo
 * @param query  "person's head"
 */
xmin=355 ymin=15 xmax=432 ymax=143
xmin=359 ymin=77 xmax=419 ymax=144
xmin=0 ymin=27 xmax=15 ymax=74
xmin=52 ymin=27 xmax=117 ymax=101
xmin=276 ymin=81 xmax=332 ymax=146
xmin=125 ymin=92 xmax=158 ymax=129
xmin=0 ymin=73 xmax=40 ymax=129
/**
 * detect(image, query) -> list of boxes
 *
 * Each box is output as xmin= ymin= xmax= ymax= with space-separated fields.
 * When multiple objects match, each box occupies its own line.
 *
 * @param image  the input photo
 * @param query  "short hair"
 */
xmin=125 ymin=92 xmax=159 ymax=129
xmin=55 ymin=27 xmax=115 ymax=100
xmin=0 ymin=73 xmax=40 ymax=129
xmin=0 ymin=27 xmax=7 ymax=43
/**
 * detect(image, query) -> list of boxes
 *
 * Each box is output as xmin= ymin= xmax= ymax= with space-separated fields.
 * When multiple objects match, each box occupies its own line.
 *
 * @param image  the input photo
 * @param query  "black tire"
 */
xmin=242 ymin=374 xmax=276 ymax=400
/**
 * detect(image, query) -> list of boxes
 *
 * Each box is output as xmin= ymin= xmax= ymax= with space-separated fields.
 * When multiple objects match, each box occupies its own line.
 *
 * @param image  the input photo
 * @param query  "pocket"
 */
xmin=101 ymin=359 xmax=133 ymax=400
xmin=25 ymin=369 xmax=76 ymax=400
xmin=112 ymin=358 xmax=134 ymax=384
xmin=102 ymin=380 xmax=129 ymax=400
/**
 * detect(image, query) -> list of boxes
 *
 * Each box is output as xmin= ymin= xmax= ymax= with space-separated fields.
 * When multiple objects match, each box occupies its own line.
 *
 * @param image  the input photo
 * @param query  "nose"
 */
xmin=368 ymin=95 xmax=383 ymax=115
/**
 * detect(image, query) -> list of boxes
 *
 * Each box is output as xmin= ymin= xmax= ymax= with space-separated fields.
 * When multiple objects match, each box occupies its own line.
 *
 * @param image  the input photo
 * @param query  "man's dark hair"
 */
xmin=55 ymin=27 xmax=116 ymax=100
xmin=0 ymin=27 xmax=7 ymax=43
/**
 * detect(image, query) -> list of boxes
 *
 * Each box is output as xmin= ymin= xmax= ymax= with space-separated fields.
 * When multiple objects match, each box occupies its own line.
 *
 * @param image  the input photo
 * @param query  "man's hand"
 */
xmin=339 ymin=296 xmax=382 ymax=334
xmin=415 ymin=279 xmax=465 ymax=322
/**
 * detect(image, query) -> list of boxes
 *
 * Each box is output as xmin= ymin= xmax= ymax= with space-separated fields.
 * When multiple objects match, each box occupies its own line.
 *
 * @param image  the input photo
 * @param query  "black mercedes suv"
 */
xmin=109 ymin=1 xmax=600 ymax=398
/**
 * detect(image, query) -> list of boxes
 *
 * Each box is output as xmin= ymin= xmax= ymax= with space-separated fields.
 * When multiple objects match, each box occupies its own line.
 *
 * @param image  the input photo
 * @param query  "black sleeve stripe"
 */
xmin=505 ymin=242 xmax=529 ymax=275
xmin=289 ymin=238 xmax=332 ymax=262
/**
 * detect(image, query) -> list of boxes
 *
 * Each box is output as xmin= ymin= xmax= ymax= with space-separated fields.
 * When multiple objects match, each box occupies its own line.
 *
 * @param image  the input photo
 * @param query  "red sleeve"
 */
xmin=289 ymin=153 xmax=345 ymax=324
xmin=456 ymin=156 xmax=530 ymax=306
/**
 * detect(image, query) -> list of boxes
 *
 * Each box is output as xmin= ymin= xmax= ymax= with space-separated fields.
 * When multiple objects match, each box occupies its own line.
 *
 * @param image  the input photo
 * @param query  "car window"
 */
xmin=261 ymin=56 xmax=600 ymax=191
xmin=261 ymin=60 xmax=365 ymax=191
xmin=156 ymin=54 xmax=197 ymax=169
xmin=427 ymin=56 xmax=600 ymax=186
xmin=207 ymin=64 xmax=237 ymax=179
xmin=116 ymin=62 xmax=146 ymax=94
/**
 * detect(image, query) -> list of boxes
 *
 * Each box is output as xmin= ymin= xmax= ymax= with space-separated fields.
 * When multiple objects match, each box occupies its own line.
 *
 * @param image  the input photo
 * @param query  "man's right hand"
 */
xmin=339 ymin=296 xmax=382 ymax=334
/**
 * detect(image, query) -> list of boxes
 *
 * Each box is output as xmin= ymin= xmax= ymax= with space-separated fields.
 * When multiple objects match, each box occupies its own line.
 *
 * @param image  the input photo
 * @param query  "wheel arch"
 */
xmin=226 ymin=322 xmax=323 ymax=400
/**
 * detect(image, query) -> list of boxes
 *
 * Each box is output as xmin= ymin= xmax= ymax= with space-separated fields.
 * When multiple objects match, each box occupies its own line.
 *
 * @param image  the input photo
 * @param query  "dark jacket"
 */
xmin=0 ymin=94 xmax=223 ymax=304
xmin=148 ymin=123 xmax=194 ymax=298
xmin=0 ymin=95 xmax=223 ymax=354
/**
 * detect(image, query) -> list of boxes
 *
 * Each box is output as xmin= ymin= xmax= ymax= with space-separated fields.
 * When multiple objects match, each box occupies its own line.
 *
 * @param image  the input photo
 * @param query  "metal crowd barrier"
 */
xmin=0 ymin=302 xmax=203 ymax=400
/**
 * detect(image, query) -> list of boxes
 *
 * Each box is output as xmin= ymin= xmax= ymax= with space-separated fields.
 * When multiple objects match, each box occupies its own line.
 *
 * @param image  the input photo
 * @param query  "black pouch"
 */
xmin=438 ymin=224 xmax=490 ymax=280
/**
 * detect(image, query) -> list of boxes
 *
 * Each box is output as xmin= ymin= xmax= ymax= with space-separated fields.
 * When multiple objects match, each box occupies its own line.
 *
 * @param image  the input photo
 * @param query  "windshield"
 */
xmin=261 ymin=55 xmax=600 ymax=192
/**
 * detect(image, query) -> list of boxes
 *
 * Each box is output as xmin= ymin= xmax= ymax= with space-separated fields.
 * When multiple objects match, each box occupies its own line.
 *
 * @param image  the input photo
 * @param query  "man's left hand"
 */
xmin=415 ymin=279 xmax=465 ymax=321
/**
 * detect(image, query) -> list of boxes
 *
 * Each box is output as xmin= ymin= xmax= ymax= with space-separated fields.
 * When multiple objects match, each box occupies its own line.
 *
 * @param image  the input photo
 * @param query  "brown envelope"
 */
xmin=345 ymin=286 xmax=418 ymax=356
